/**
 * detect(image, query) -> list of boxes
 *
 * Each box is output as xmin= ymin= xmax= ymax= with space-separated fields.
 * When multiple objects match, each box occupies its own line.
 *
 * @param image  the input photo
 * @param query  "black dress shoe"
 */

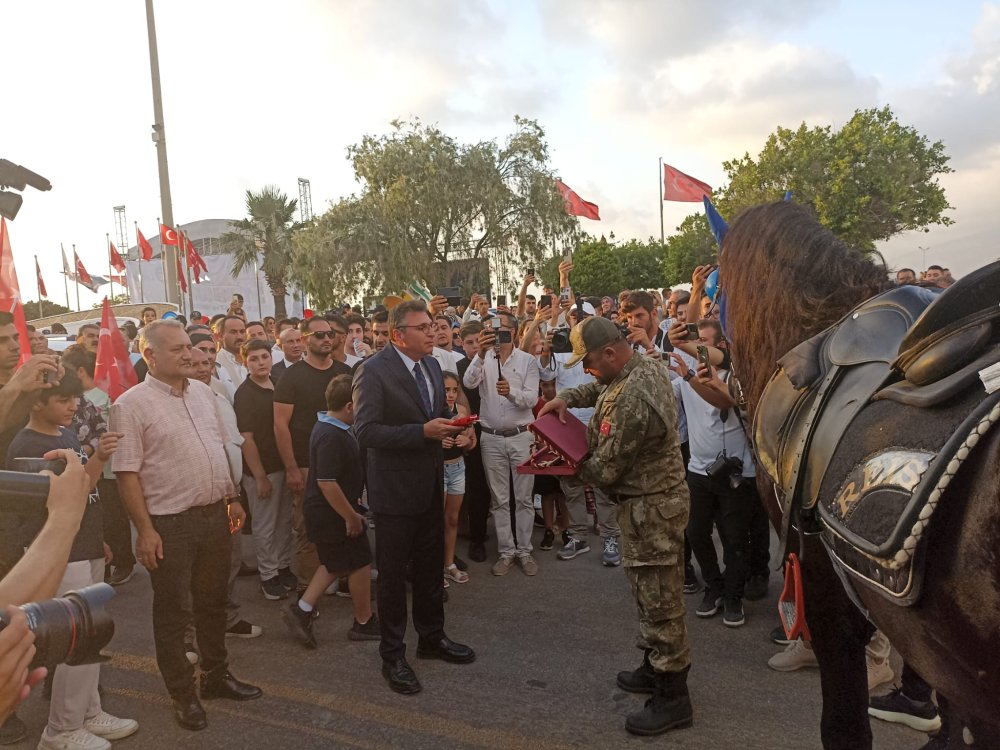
xmin=468 ymin=542 xmax=486 ymax=563
xmin=416 ymin=636 xmax=476 ymax=664
xmin=200 ymin=670 xmax=263 ymax=701
xmin=382 ymin=658 xmax=422 ymax=695
xmin=172 ymin=695 xmax=207 ymax=731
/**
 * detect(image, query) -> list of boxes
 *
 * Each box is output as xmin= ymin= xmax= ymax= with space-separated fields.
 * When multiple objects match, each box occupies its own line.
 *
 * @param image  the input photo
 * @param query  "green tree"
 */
xmin=24 ymin=299 xmax=71 ymax=319
xmin=221 ymin=186 xmax=302 ymax=318
xmin=617 ymin=239 xmax=666 ymax=290
xmin=92 ymin=293 xmax=129 ymax=308
xmin=721 ymin=105 xmax=953 ymax=250
xmin=569 ymin=237 xmax=623 ymax=298
xmin=290 ymin=117 xmax=579 ymax=308
xmin=662 ymin=214 xmax=717 ymax=286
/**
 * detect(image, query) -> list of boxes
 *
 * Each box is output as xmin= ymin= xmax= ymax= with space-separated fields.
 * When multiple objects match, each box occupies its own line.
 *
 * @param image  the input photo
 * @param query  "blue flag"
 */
xmin=702 ymin=196 xmax=729 ymax=249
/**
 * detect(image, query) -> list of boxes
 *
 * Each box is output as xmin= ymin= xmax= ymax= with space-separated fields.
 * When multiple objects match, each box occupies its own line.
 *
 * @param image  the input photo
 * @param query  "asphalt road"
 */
xmin=14 ymin=526 xmax=922 ymax=750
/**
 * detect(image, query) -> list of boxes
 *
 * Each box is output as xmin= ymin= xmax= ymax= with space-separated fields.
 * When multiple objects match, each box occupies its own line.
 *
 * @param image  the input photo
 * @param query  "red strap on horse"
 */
xmin=778 ymin=553 xmax=811 ymax=642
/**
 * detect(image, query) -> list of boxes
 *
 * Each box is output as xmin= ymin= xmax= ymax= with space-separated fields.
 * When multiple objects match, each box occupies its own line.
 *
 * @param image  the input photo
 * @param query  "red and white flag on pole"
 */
xmin=35 ymin=257 xmax=47 ymax=298
xmin=554 ymin=179 xmax=601 ymax=220
xmin=160 ymin=224 xmax=179 ymax=246
xmin=74 ymin=251 xmax=94 ymax=287
xmin=176 ymin=254 xmax=188 ymax=293
xmin=662 ymin=163 xmax=713 ymax=202
xmin=184 ymin=233 xmax=208 ymax=283
xmin=137 ymin=228 xmax=154 ymax=261
xmin=0 ymin=219 xmax=33 ymax=364
xmin=93 ymin=297 xmax=138 ymax=402
xmin=109 ymin=240 xmax=126 ymax=273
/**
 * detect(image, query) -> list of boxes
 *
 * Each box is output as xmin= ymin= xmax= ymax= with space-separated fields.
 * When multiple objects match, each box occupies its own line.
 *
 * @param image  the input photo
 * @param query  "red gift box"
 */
xmin=516 ymin=411 xmax=590 ymax=476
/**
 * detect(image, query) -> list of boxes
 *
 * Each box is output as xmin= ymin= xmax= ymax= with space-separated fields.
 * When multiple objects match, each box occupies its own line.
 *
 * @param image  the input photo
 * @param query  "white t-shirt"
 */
xmin=674 ymin=368 xmax=754 ymax=478
xmin=538 ymin=351 xmax=595 ymax=424
xmin=431 ymin=346 xmax=463 ymax=375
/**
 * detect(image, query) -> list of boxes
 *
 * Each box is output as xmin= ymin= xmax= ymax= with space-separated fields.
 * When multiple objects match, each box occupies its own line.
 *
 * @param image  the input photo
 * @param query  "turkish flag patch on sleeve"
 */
xmin=600 ymin=420 xmax=613 ymax=437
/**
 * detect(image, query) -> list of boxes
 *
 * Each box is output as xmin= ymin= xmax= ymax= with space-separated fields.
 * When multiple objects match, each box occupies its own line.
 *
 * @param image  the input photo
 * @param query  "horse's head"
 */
xmin=718 ymin=201 xmax=889 ymax=415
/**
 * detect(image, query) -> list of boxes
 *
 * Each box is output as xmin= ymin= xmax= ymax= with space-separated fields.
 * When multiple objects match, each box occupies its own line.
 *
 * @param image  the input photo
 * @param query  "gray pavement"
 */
xmin=14 ymin=526 xmax=922 ymax=750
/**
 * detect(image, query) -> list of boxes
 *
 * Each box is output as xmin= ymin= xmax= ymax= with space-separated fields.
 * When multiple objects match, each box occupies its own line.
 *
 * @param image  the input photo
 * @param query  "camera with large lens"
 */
xmin=550 ymin=327 xmax=573 ymax=354
xmin=0 ymin=585 xmax=116 ymax=669
xmin=706 ymin=451 xmax=744 ymax=489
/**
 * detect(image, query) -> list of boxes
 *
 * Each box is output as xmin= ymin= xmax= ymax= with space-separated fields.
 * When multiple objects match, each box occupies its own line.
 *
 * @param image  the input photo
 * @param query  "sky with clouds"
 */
xmin=4 ymin=0 xmax=999 ymax=309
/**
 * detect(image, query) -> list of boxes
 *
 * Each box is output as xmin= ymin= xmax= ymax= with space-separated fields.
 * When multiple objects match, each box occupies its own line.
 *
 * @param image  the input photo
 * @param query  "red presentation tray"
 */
xmin=516 ymin=411 xmax=590 ymax=476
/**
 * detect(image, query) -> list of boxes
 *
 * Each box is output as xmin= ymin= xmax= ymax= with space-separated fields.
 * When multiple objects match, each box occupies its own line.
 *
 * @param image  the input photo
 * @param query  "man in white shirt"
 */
xmin=431 ymin=315 xmax=464 ymax=374
xmin=215 ymin=316 xmax=248 ymax=387
xmin=538 ymin=305 xmax=622 ymax=567
xmin=343 ymin=313 xmax=372 ymax=366
xmin=463 ymin=312 xmax=540 ymax=577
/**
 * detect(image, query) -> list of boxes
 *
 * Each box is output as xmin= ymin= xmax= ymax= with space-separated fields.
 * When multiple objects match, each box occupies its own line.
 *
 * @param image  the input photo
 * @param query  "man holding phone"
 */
xmin=463 ymin=312 xmax=540 ymax=576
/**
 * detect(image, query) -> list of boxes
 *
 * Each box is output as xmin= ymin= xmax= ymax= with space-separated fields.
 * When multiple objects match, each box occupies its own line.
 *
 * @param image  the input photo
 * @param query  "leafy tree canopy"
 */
xmin=536 ymin=235 xmax=665 ymax=298
xmin=290 ymin=116 xmax=579 ymax=309
xmin=665 ymin=105 xmax=954 ymax=280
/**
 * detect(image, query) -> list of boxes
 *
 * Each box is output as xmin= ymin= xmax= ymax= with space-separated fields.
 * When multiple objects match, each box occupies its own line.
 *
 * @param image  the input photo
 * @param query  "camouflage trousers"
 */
xmin=616 ymin=492 xmax=691 ymax=673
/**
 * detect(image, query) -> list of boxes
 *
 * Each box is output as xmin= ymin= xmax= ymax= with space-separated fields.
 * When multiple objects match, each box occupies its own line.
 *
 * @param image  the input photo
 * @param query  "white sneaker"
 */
xmin=83 ymin=712 xmax=138 ymax=741
xmin=767 ymin=638 xmax=820 ymax=672
xmin=37 ymin=728 xmax=111 ymax=750
xmin=867 ymin=658 xmax=894 ymax=691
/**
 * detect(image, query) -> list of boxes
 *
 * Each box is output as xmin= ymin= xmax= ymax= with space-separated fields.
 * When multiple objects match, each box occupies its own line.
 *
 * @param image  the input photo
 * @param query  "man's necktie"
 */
xmin=413 ymin=363 xmax=432 ymax=417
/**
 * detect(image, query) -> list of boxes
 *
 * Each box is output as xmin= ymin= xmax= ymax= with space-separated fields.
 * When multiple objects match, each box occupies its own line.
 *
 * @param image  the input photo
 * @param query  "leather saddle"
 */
xmin=753 ymin=260 xmax=1000 ymax=603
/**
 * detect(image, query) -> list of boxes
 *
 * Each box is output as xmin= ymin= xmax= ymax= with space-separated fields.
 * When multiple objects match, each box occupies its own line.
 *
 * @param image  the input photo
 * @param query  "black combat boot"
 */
xmin=625 ymin=666 xmax=694 ymax=736
xmin=616 ymin=649 xmax=655 ymax=693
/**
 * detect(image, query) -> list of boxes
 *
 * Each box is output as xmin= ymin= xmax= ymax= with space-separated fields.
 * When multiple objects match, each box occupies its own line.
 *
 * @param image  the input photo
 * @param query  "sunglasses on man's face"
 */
xmin=306 ymin=330 xmax=343 ymax=340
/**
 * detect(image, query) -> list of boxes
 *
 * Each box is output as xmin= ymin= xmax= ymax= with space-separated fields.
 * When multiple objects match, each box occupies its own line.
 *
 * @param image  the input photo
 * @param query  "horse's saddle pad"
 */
xmin=818 ymin=387 xmax=1000 ymax=604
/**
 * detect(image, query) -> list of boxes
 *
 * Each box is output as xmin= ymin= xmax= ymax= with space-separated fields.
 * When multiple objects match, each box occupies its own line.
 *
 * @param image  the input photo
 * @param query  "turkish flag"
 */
xmin=74 ymin=251 xmax=94 ymax=286
xmin=137 ymin=228 xmax=154 ymax=261
xmin=663 ymin=164 xmax=713 ymax=202
xmin=35 ymin=257 xmax=47 ymax=298
xmin=160 ymin=224 xmax=179 ymax=246
xmin=555 ymin=179 xmax=600 ymax=220
xmin=93 ymin=297 xmax=138 ymax=402
xmin=183 ymin=233 xmax=208 ymax=283
xmin=176 ymin=254 xmax=187 ymax=293
xmin=0 ymin=219 xmax=33 ymax=364
xmin=109 ymin=241 xmax=126 ymax=273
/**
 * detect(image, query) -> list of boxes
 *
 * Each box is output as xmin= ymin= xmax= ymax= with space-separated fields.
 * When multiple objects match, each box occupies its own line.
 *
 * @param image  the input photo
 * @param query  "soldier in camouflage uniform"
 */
xmin=538 ymin=315 xmax=692 ymax=737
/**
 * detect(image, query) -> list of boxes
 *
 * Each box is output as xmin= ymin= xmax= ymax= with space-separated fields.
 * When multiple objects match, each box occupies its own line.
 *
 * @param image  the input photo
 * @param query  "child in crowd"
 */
xmin=282 ymin=374 xmax=379 ymax=648
xmin=533 ymin=379 xmax=570 ymax=550
xmin=441 ymin=372 xmax=476 ymax=586
xmin=5 ymin=370 xmax=137 ymax=750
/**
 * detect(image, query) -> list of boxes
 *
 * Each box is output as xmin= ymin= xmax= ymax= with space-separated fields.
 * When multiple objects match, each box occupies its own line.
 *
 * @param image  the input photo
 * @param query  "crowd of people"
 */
xmin=0 ymin=260 xmax=957 ymax=746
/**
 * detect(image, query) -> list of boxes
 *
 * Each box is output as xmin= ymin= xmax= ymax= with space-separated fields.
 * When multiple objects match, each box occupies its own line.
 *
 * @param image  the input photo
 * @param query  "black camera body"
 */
xmin=550 ymin=327 xmax=573 ymax=354
xmin=706 ymin=451 xmax=744 ymax=489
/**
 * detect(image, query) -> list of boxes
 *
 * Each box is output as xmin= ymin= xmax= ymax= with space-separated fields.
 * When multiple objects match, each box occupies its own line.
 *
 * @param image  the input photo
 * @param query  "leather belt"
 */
xmin=480 ymin=425 xmax=529 ymax=438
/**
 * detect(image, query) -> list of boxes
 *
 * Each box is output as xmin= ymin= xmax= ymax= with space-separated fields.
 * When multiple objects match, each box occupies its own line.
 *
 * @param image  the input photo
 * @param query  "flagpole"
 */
xmin=34 ymin=255 xmax=42 ymax=319
xmin=61 ymin=243 xmax=70 ymax=310
xmin=72 ymin=244 xmax=80 ymax=311
xmin=135 ymin=221 xmax=145 ymax=303
xmin=106 ymin=233 xmax=114 ymax=303
xmin=658 ymin=157 xmax=665 ymax=245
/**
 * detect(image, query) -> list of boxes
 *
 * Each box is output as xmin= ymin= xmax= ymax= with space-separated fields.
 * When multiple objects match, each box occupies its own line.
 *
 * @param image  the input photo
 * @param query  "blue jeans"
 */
xmin=443 ymin=459 xmax=466 ymax=495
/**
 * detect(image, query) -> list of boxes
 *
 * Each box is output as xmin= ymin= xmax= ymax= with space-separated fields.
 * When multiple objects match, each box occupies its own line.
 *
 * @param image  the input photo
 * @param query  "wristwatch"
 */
xmin=683 ymin=371 xmax=695 ymax=382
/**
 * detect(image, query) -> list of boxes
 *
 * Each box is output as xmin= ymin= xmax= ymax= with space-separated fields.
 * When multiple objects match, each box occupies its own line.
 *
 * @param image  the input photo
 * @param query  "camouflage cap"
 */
xmin=565 ymin=315 xmax=624 ymax=368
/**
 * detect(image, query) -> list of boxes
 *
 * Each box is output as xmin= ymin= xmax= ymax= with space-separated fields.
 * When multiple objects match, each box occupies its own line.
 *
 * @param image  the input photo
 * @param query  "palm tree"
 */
xmin=221 ymin=186 xmax=303 ymax=318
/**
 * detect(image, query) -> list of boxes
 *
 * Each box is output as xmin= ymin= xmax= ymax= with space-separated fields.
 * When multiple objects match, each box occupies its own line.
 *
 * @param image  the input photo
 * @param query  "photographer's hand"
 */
xmin=666 ymin=352 xmax=690 ymax=378
xmin=429 ymin=295 xmax=448 ymax=316
xmin=6 ymin=355 xmax=60 ymax=393
xmin=42 ymin=449 xmax=89 ymax=532
xmin=0 ymin=607 xmax=45 ymax=725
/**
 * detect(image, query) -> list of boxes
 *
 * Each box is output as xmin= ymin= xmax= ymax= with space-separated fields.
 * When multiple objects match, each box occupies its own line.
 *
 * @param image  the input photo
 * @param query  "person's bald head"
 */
xmin=279 ymin=326 xmax=305 ymax=361
xmin=189 ymin=346 xmax=214 ymax=385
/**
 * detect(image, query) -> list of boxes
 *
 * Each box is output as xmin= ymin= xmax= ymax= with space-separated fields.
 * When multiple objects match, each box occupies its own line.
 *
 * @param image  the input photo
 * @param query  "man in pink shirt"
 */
xmin=113 ymin=320 xmax=261 ymax=732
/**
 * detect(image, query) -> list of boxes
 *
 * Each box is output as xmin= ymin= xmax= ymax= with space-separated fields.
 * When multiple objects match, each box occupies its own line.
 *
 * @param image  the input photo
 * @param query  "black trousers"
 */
xmin=686 ymin=472 xmax=754 ymax=600
xmin=373 ymin=502 xmax=446 ymax=662
xmin=746 ymin=484 xmax=770 ymax=578
xmin=149 ymin=502 xmax=230 ymax=698
xmin=99 ymin=477 xmax=135 ymax=570
xmin=463 ymin=442 xmax=490 ymax=545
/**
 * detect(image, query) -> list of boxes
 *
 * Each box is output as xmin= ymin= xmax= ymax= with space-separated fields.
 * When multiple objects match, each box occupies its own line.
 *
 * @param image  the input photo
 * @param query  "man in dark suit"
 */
xmin=353 ymin=300 xmax=476 ymax=695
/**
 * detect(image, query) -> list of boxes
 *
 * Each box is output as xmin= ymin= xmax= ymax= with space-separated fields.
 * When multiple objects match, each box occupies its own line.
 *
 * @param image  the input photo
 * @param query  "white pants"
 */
xmin=48 ymin=559 xmax=105 ymax=733
xmin=243 ymin=472 xmax=292 ymax=581
xmin=480 ymin=431 xmax=535 ymax=557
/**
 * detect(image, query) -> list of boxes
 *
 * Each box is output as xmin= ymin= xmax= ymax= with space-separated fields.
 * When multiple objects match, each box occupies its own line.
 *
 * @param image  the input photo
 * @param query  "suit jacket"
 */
xmin=353 ymin=344 xmax=449 ymax=516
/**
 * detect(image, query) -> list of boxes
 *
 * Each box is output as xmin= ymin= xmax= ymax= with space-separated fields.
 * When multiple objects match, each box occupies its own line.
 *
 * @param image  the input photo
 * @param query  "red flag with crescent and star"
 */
xmin=160 ymin=224 xmax=179 ymax=246
xmin=109 ymin=240 xmax=126 ymax=273
xmin=0 ymin=219 xmax=34 ymax=363
xmin=137 ymin=228 xmax=154 ymax=261
xmin=662 ymin=163 xmax=713 ymax=202
xmin=35 ymin=257 xmax=47 ymax=298
xmin=93 ymin=297 xmax=138 ymax=402
xmin=183 ymin=233 xmax=208 ymax=284
xmin=74 ymin=250 xmax=94 ymax=286
xmin=554 ymin=179 xmax=600 ymax=220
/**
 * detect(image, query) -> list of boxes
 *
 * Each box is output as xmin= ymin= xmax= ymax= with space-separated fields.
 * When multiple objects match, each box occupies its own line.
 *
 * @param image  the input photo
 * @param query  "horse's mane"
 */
xmin=722 ymin=202 xmax=890 ymax=410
